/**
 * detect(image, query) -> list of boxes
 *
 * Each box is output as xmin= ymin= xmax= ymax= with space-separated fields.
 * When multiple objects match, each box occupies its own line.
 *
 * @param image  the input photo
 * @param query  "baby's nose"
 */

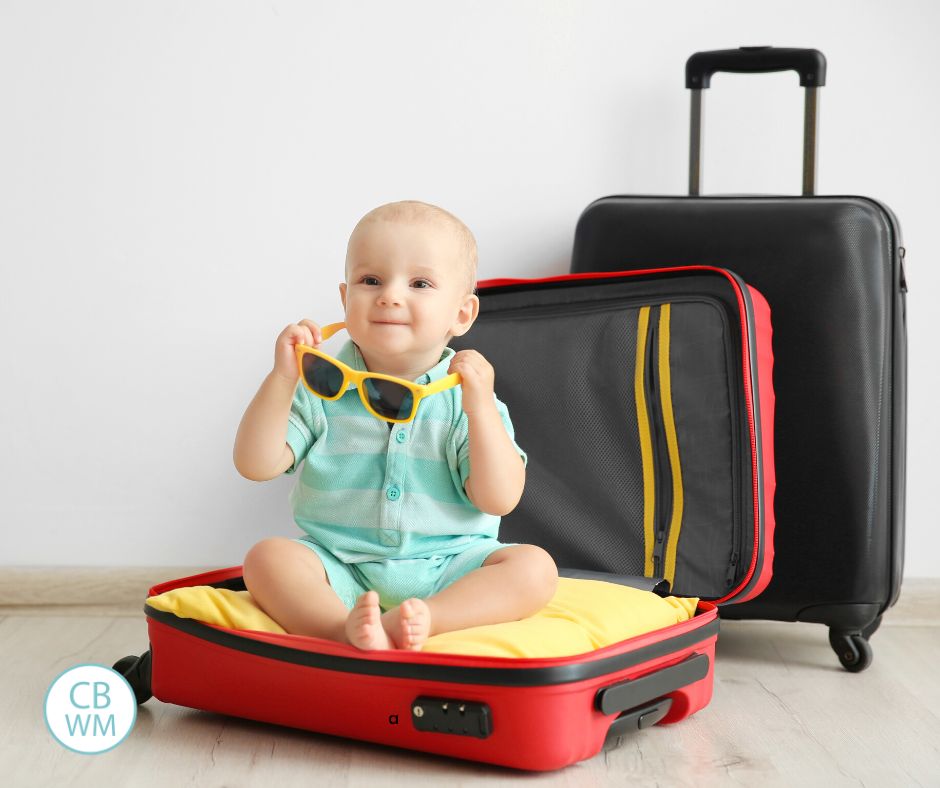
xmin=377 ymin=285 xmax=404 ymax=306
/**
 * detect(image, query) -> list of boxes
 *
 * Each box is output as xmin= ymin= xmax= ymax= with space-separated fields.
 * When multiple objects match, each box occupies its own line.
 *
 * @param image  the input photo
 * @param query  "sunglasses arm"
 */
xmin=320 ymin=322 xmax=346 ymax=341
xmin=423 ymin=373 xmax=462 ymax=395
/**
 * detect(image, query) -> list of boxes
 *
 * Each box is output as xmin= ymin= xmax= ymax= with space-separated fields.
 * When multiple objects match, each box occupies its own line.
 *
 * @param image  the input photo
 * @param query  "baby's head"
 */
xmin=339 ymin=201 xmax=480 ymax=372
xmin=347 ymin=201 xmax=477 ymax=295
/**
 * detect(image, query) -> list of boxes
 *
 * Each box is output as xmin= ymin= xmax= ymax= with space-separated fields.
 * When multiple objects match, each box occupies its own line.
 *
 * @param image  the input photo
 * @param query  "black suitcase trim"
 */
xmin=144 ymin=603 xmax=719 ymax=688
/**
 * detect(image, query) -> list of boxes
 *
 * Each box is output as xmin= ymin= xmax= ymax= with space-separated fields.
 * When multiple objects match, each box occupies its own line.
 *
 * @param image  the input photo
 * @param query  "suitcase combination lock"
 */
xmin=411 ymin=696 xmax=492 ymax=739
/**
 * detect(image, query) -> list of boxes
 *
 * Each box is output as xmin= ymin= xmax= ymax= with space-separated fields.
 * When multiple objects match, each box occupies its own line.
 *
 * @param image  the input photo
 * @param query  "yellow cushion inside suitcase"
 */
xmin=147 ymin=577 xmax=698 ymax=658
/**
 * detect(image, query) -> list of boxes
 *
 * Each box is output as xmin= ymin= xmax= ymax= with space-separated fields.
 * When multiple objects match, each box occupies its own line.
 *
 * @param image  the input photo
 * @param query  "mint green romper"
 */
xmin=284 ymin=341 xmax=527 ymax=612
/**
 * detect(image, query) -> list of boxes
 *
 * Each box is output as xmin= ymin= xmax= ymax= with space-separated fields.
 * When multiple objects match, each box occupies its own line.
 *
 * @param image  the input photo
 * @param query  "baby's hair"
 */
xmin=347 ymin=200 xmax=478 ymax=294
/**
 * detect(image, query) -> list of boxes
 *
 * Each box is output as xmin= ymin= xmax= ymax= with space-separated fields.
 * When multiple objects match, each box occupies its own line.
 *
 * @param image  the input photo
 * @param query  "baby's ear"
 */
xmin=450 ymin=293 xmax=480 ymax=337
xmin=338 ymin=282 xmax=347 ymax=309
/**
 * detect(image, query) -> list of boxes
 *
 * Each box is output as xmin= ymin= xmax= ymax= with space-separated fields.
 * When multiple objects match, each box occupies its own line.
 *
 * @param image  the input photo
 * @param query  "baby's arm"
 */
xmin=448 ymin=350 xmax=525 ymax=516
xmin=233 ymin=319 xmax=321 ymax=481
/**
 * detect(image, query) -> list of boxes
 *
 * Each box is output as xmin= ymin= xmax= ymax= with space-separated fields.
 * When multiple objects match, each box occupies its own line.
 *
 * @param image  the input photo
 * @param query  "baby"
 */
xmin=234 ymin=200 xmax=558 ymax=651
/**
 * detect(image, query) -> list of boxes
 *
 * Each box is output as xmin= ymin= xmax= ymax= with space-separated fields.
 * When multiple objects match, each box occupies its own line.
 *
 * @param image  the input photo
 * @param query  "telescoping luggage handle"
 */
xmin=686 ymin=46 xmax=828 ymax=197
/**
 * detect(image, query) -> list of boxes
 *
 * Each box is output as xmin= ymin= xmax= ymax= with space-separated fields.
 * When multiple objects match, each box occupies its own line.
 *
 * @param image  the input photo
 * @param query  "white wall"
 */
xmin=2 ymin=0 xmax=937 ymax=576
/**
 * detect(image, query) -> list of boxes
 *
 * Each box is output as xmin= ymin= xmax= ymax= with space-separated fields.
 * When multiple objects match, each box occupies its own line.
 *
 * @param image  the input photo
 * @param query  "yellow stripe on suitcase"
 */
xmin=633 ymin=306 xmax=656 ymax=577
xmin=658 ymin=304 xmax=685 ymax=589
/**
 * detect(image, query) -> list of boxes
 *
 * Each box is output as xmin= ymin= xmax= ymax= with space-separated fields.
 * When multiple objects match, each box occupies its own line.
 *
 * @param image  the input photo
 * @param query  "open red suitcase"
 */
xmin=115 ymin=266 xmax=774 ymax=771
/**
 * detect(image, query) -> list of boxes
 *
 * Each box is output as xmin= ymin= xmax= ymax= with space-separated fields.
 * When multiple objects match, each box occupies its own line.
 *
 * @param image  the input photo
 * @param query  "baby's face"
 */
xmin=340 ymin=218 xmax=477 ymax=370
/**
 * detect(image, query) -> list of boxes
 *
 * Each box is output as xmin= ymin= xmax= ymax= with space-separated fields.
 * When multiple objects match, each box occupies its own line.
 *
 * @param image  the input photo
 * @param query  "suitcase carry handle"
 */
xmin=686 ymin=46 xmax=827 ymax=90
xmin=686 ymin=46 xmax=828 ymax=197
xmin=594 ymin=652 xmax=709 ymax=715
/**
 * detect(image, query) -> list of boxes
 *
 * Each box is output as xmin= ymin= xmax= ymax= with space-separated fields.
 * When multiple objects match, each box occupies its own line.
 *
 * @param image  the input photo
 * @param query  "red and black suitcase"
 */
xmin=569 ymin=47 xmax=906 ymax=671
xmin=115 ymin=265 xmax=774 ymax=771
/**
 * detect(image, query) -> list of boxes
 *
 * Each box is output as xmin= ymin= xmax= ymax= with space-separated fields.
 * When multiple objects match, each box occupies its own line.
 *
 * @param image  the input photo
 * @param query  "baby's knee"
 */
xmin=243 ymin=537 xmax=293 ymax=585
xmin=515 ymin=544 xmax=559 ymax=601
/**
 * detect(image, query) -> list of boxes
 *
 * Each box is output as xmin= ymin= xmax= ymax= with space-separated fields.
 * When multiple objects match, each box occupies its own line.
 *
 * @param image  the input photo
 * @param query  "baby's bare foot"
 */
xmin=345 ymin=591 xmax=392 ymax=650
xmin=382 ymin=598 xmax=432 ymax=651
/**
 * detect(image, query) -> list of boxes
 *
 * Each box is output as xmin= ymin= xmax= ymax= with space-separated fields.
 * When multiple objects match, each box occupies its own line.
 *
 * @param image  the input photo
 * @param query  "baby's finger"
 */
xmin=459 ymin=348 xmax=489 ymax=364
xmin=280 ymin=323 xmax=302 ymax=347
xmin=285 ymin=324 xmax=308 ymax=348
xmin=288 ymin=323 xmax=311 ymax=347
xmin=457 ymin=359 xmax=485 ymax=378
xmin=452 ymin=363 xmax=478 ymax=383
xmin=298 ymin=319 xmax=322 ymax=346
xmin=293 ymin=321 xmax=312 ymax=347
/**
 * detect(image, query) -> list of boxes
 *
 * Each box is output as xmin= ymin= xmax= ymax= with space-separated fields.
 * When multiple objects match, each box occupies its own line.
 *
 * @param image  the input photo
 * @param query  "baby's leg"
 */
xmin=242 ymin=537 xmax=349 ymax=641
xmin=430 ymin=544 xmax=558 ymax=635
xmin=384 ymin=545 xmax=558 ymax=647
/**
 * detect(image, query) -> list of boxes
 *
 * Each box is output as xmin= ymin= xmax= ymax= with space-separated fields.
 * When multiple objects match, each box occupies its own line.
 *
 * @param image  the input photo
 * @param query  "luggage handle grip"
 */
xmin=595 ymin=652 xmax=709 ymax=715
xmin=687 ymin=46 xmax=827 ymax=197
xmin=686 ymin=46 xmax=827 ymax=90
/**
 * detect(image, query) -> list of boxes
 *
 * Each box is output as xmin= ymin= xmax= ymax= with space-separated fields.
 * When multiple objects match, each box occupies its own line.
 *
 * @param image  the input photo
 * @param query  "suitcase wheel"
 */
xmin=112 ymin=650 xmax=153 ymax=705
xmin=828 ymin=628 xmax=874 ymax=673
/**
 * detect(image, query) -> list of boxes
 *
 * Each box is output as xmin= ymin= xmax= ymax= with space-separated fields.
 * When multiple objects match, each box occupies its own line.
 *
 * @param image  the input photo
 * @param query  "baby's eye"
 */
xmin=360 ymin=276 xmax=381 ymax=286
xmin=411 ymin=279 xmax=433 ymax=289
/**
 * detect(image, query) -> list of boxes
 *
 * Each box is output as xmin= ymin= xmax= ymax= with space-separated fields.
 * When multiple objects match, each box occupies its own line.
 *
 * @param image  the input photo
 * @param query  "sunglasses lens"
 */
xmin=364 ymin=378 xmax=415 ymax=421
xmin=301 ymin=354 xmax=344 ymax=398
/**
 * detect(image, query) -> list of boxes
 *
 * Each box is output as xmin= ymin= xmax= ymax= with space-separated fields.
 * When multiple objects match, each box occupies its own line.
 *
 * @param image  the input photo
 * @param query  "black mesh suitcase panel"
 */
xmin=454 ymin=272 xmax=753 ymax=598
xmin=468 ymin=306 xmax=649 ymax=575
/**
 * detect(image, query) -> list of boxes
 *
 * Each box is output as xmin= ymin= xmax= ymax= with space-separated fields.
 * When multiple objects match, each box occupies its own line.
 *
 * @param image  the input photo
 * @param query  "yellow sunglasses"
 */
xmin=294 ymin=322 xmax=461 ymax=424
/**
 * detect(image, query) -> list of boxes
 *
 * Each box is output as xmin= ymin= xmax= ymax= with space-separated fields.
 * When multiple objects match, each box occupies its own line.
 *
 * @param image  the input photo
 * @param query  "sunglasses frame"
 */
xmin=294 ymin=322 xmax=461 ymax=424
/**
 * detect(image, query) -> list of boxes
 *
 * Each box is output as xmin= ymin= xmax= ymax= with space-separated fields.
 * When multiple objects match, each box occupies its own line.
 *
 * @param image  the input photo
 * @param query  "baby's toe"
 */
xmin=400 ymin=598 xmax=431 ymax=650
xmin=346 ymin=592 xmax=391 ymax=650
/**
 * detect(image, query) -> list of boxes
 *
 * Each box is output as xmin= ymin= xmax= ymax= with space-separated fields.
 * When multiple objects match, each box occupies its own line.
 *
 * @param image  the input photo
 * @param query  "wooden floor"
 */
xmin=2 ymin=581 xmax=938 ymax=787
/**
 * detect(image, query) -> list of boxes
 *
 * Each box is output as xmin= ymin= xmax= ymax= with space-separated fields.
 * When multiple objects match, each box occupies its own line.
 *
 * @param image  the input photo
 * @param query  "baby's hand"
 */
xmin=449 ymin=349 xmax=496 ymax=417
xmin=273 ymin=319 xmax=322 ymax=383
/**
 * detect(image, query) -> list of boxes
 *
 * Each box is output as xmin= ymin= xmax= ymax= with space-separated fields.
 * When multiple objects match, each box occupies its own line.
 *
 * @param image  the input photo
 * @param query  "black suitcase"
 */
xmin=568 ymin=47 xmax=906 ymax=672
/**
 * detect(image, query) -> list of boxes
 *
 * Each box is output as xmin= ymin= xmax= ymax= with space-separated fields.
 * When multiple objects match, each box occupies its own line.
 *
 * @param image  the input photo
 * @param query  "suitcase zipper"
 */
xmin=725 ymin=554 xmax=739 ymax=587
xmin=714 ymin=274 xmax=756 ymax=603
xmin=644 ymin=307 xmax=672 ymax=579
xmin=641 ymin=298 xmax=745 ymax=595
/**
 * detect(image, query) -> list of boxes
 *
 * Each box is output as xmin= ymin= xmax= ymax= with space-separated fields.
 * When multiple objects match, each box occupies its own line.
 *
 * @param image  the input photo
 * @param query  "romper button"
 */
xmin=396 ymin=431 xmax=407 ymax=444
xmin=386 ymin=485 xmax=401 ymax=501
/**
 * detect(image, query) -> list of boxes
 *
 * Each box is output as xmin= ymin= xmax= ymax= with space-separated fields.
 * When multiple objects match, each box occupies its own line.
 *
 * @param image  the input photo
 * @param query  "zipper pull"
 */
xmin=653 ymin=532 xmax=667 ymax=579
xmin=726 ymin=555 xmax=738 ymax=587
xmin=899 ymin=246 xmax=908 ymax=293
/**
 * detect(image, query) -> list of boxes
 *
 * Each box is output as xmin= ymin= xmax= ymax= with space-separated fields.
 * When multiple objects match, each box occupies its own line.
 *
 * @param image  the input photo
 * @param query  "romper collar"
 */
xmin=334 ymin=340 xmax=456 ymax=387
